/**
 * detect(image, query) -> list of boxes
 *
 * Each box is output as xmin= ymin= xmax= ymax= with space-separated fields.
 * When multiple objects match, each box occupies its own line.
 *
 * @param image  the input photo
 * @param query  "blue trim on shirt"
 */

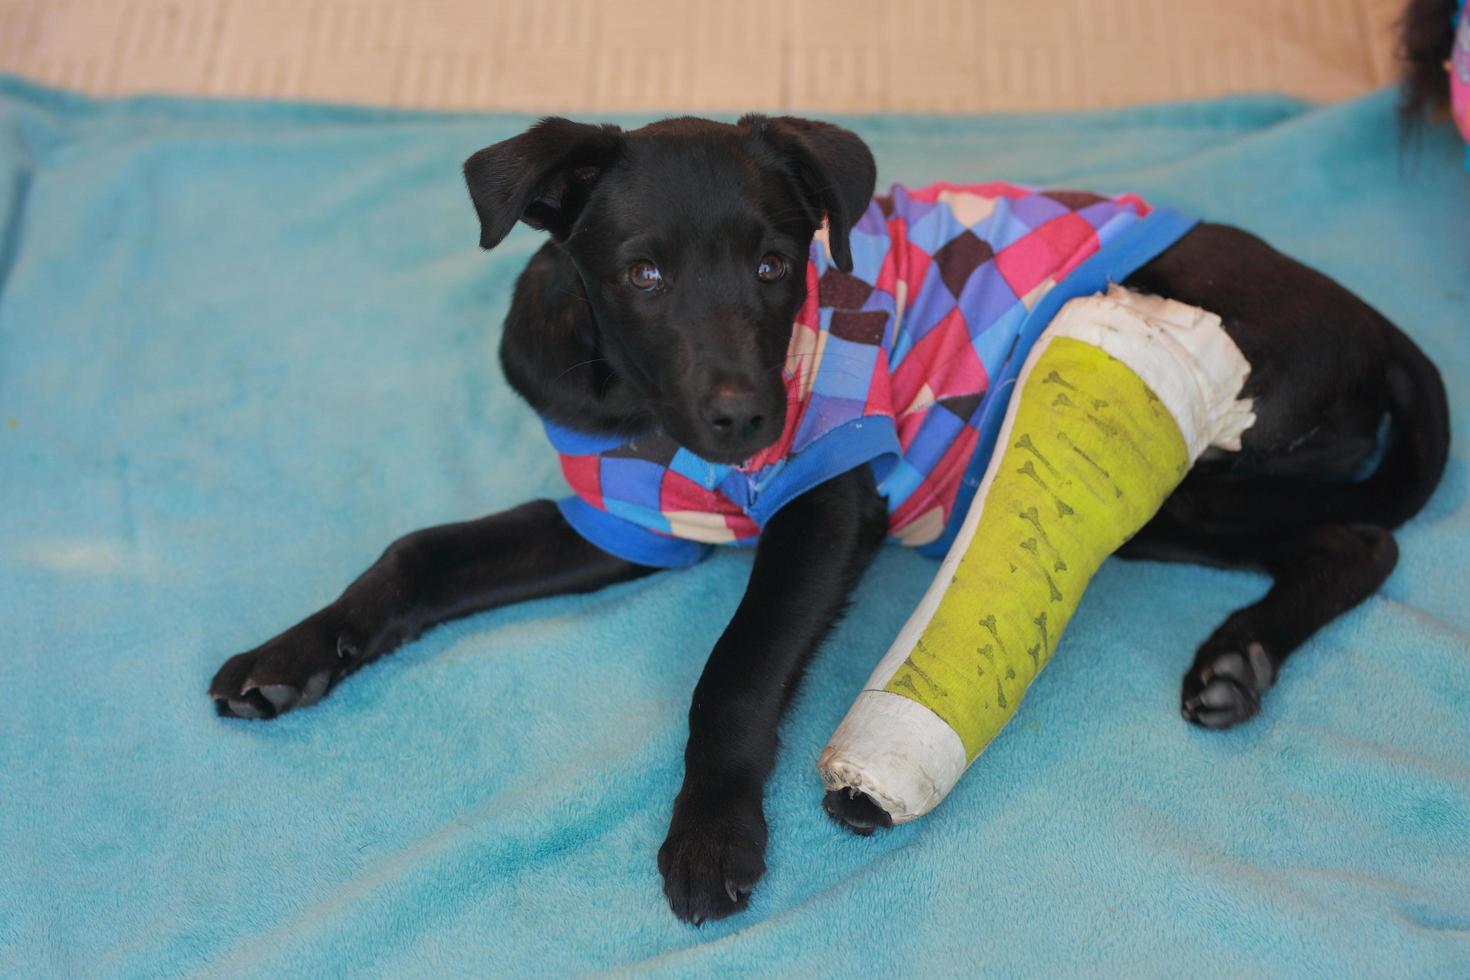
xmin=556 ymin=497 xmax=711 ymax=569
xmin=747 ymin=415 xmax=904 ymax=526
xmin=918 ymin=206 xmax=1200 ymax=558
xmin=542 ymin=419 xmax=635 ymax=456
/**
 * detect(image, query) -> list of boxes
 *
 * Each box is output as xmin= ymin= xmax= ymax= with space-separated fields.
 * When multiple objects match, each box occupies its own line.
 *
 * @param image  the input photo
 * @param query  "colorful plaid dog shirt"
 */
xmin=542 ymin=182 xmax=1198 ymax=568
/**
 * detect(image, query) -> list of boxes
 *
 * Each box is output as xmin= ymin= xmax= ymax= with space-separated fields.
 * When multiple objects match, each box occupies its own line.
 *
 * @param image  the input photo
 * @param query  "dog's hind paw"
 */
xmin=1181 ymin=640 xmax=1275 ymax=730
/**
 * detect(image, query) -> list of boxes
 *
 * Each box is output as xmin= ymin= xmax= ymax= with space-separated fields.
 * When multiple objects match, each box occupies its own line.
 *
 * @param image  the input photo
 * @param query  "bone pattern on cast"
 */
xmin=881 ymin=338 xmax=1190 ymax=761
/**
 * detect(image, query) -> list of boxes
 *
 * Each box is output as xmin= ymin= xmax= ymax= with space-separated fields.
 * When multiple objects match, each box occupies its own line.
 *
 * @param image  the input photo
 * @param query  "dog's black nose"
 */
xmin=702 ymin=385 xmax=766 ymax=443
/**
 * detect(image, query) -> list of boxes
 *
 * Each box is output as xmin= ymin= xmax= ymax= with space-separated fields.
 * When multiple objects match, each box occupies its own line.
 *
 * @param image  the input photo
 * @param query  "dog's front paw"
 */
xmin=822 ymin=787 xmax=894 ymax=836
xmin=657 ymin=787 xmax=767 ymax=925
xmin=1181 ymin=638 xmax=1276 ymax=729
xmin=208 ymin=614 xmax=362 ymax=720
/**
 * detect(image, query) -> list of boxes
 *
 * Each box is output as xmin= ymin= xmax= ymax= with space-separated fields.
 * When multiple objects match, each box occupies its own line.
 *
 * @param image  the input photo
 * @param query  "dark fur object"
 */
xmin=1398 ymin=0 xmax=1460 ymax=124
xmin=209 ymin=115 xmax=1450 ymax=924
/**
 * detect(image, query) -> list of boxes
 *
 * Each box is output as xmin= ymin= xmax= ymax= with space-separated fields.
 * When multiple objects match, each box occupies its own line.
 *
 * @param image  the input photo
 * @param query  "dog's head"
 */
xmin=464 ymin=115 xmax=876 ymax=463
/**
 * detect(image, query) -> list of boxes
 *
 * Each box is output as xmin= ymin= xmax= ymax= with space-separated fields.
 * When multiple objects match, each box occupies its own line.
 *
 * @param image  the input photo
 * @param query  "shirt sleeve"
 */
xmin=555 ymin=497 xmax=712 ymax=569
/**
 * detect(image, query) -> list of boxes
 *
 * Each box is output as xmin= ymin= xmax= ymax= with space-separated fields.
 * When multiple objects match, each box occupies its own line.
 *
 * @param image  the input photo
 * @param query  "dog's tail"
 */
xmin=1348 ymin=319 xmax=1453 ymax=528
xmin=1397 ymin=0 xmax=1459 ymax=127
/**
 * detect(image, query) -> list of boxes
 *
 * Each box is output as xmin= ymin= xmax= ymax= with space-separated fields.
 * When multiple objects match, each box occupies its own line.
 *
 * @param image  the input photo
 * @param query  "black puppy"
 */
xmin=210 ymin=115 xmax=1449 ymax=924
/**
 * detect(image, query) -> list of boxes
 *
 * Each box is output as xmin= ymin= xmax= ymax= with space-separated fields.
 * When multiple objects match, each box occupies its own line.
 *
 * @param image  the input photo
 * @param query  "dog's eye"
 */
xmin=627 ymin=261 xmax=663 ymax=291
xmin=756 ymin=254 xmax=786 ymax=283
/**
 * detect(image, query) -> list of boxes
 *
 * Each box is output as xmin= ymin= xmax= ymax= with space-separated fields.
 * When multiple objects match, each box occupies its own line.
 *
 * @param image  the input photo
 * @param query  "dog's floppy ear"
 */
xmin=463 ymin=117 xmax=625 ymax=250
xmin=740 ymin=115 xmax=877 ymax=272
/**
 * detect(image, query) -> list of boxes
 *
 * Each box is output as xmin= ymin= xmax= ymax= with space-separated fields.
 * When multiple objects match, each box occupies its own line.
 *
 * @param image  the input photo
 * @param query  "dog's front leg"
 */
xmin=658 ymin=465 xmax=887 ymax=923
xmin=209 ymin=500 xmax=656 ymax=719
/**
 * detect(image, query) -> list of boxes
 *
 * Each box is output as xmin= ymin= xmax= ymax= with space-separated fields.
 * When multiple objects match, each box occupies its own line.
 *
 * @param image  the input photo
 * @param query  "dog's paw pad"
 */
xmin=220 ymin=690 xmax=274 ymax=720
xmin=299 ymin=671 xmax=332 ymax=706
xmin=252 ymin=683 xmax=301 ymax=714
xmin=1182 ymin=641 xmax=1274 ymax=729
xmin=822 ymin=788 xmax=894 ymax=836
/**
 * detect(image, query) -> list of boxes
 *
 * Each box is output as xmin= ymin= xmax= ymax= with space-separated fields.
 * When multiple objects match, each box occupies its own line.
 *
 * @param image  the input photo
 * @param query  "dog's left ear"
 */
xmin=741 ymin=115 xmax=877 ymax=272
xmin=463 ymin=117 xmax=625 ymax=250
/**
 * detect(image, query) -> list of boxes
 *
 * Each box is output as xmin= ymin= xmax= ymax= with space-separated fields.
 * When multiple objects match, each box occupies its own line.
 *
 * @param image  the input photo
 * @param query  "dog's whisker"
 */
xmin=550 ymin=356 xmax=611 ymax=386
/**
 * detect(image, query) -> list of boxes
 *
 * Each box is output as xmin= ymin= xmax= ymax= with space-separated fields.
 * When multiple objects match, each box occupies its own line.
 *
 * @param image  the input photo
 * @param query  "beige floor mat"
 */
xmin=0 ymin=0 xmax=1405 ymax=112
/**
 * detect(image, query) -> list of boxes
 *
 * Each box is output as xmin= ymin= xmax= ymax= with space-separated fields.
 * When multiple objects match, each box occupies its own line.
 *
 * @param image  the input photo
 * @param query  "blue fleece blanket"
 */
xmin=2 ymin=77 xmax=1468 ymax=976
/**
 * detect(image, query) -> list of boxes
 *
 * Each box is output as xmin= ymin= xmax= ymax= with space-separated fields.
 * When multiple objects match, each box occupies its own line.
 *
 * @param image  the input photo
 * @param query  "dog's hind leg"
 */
xmin=1118 ymin=510 xmax=1399 ymax=729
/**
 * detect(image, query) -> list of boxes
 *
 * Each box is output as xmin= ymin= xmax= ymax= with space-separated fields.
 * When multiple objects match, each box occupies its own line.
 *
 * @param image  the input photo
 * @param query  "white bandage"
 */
xmin=1048 ymin=285 xmax=1255 ymax=460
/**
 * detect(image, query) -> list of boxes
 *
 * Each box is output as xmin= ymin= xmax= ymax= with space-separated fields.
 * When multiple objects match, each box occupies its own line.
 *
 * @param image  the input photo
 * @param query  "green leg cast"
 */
xmin=820 ymin=288 xmax=1253 ymax=822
